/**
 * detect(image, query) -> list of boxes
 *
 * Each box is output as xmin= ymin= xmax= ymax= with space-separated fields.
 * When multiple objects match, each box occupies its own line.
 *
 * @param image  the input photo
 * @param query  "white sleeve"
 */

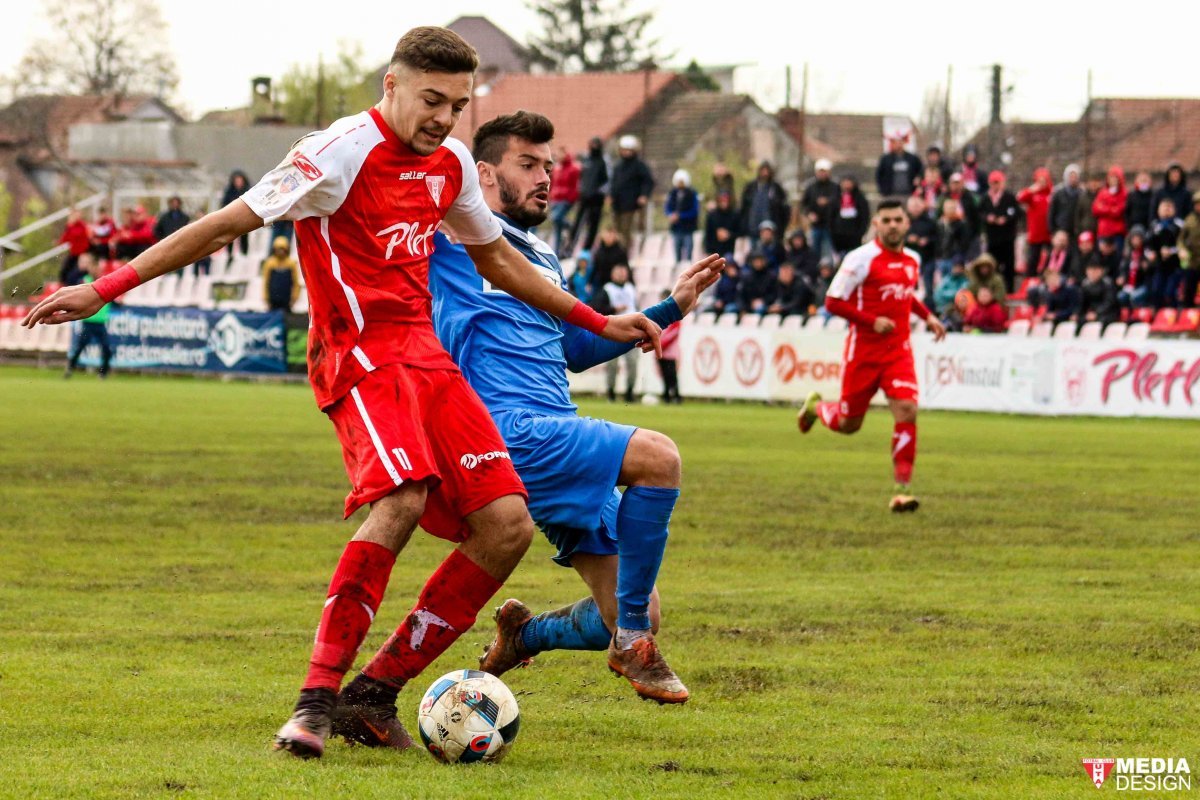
xmin=826 ymin=248 xmax=871 ymax=300
xmin=442 ymin=137 xmax=502 ymax=246
xmin=241 ymin=119 xmax=370 ymax=224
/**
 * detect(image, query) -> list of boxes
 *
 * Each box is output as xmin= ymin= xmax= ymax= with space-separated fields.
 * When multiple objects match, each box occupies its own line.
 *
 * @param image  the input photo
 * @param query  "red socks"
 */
xmin=303 ymin=541 xmax=396 ymax=691
xmin=817 ymin=401 xmax=844 ymax=432
xmin=361 ymin=549 xmax=502 ymax=690
xmin=892 ymin=422 xmax=917 ymax=484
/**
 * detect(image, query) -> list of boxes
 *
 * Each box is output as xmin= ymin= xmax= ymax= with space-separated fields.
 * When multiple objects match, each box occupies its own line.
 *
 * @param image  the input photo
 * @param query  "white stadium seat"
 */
xmin=1007 ymin=319 xmax=1031 ymax=337
xmin=1053 ymin=322 xmax=1077 ymax=339
xmin=695 ymin=311 xmax=717 ymax=328
xmin=738 ymin=314 xmax=760 ymax=329
xmin=803 ymin=315 xmax=826 ymax=332
xmin=825 ymin=317 xmax=847 ymax=332
xmin=1125 ymin=322 xmax=1150 ymax=341
xmin=1102 ymin=322 xmax=1127 ymax=341
xmin=1077 ymin=321 xmax=1103 ymax=340
xmin=759 ymin=314 xmax=782 ymax=330
xmin=781 ymin=315 xmax=805 ymax=331
xmin=716 ymin=314 xmax=738 ymax=328
xmin=1030 ymin=320 xmax=1055 ymax=338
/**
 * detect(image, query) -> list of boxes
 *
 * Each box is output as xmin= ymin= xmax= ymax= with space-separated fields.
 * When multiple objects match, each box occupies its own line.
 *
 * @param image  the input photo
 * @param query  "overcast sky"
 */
xmin=5 ymin=0 xmax=1198 ymax=132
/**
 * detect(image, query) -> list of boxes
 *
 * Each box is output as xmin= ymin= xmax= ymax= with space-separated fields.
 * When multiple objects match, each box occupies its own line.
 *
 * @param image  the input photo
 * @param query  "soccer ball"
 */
xmin=416 ymin=669 xmax=520 ymax=764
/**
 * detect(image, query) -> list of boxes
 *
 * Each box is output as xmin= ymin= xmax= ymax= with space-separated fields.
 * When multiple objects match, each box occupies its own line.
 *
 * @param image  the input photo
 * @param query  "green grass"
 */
xmin=0 ymin=366 xmax=1197 ymax=799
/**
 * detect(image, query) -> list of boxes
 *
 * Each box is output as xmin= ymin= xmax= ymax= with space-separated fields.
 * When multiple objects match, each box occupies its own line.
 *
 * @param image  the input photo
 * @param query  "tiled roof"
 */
xmin=447 ymin=15 xmax=530 ymax=75
xmin=450 ymin=71 xmax=684 ymax=155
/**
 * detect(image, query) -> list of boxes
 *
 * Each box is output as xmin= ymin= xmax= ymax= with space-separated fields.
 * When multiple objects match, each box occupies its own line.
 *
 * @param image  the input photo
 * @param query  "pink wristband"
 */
xmin=92 ymin=264 xmax=141 ymax=302
xmin=565 ymin=300 xmax=608 ymax=335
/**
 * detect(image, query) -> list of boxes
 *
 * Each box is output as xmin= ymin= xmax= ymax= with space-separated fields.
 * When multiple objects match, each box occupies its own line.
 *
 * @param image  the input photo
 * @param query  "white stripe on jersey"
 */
xmin=350 ymin=386 xmax=403 ymax=486
xmin=320 ymin=215 xmax=365 ymax=332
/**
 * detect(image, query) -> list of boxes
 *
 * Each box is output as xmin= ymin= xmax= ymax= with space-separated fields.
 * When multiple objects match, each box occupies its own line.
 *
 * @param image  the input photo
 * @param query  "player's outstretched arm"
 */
xmin=465 ymin=237 xmax=662 ymax=354
xmin=669 ymin=254 xmax=724 ymax=315
xmin=23 ymin=200 xmax=262 ymax=327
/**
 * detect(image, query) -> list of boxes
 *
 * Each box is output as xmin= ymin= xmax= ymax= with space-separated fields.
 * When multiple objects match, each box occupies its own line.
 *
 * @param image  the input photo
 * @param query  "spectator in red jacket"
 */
xmin=1092 ymin=165 xmax=1128 ymax=253
xmin=1016 ymin=168 xmax=1052 ymax=276
xmin=549 ymin=146 xmax=581 ymax=256
xmin=88 ymin=205 xmax=116 ymax=259
xmin=963 ymin=285 xmax=1008 ymax=333
xmin=58 ymin=208 xmax=92 ymax=285
xmin=113 ymin=206 xmax=156 ymax=260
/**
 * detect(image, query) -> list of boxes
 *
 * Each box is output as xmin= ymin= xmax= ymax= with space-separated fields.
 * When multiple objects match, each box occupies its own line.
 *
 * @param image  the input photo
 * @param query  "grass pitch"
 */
xmin=0 ymin=366 xmax=1196 ymax=799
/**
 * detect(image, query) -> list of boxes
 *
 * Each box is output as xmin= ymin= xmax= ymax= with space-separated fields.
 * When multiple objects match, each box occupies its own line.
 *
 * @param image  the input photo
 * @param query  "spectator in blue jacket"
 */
xmin=665 ymin=169 xmax=700 ymax=263
xmin=707 ymin=259 xmax=741 ymax=315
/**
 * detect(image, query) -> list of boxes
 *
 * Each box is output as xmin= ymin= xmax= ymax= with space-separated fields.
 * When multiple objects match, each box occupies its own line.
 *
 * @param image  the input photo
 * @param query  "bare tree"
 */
xmin=918 ymin=81 xmax=984 ymax=154
xmin=526 ymin=0 xmax=666 ymax=73
xmin=10 ymin=0 xmax=178 ymax=98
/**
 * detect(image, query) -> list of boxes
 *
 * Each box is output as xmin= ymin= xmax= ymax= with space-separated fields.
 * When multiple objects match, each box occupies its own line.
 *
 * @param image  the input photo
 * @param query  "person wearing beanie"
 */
xmin=978 ymin=170 xmax=1019 ymax=292
xmin=801 ymin=158 xmax=839 ymax=259
xmin=1016 ymin=168 xmax=1053 ymax=275
xmin=569 ymin=136 xmax=609 ymax=252
xmin=1050 ymin=164 xmax=1083 ymax=245
xmin=262 ymin=235 xmax=300 ymax=312
xmin=740 ymin=160 xmax=789 ymax=244
xmin=609 ymin=134 xmax=653 ymax=248
xmin=664 ymin=168 xmax=700 ymax=263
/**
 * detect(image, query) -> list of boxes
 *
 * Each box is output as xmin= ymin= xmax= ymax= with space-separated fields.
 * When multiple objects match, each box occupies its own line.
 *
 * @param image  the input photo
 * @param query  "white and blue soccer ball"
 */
xmin=416 ymin=669 xmax=520 ymax=764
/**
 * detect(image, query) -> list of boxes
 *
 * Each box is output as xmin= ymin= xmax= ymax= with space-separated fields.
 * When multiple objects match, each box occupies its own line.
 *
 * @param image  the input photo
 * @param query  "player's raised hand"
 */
xmin=926 ymin=315 xmax=947 ymax=342
xmin=604 ymin=313 xmax=662 ymax=357
xmin=22 ymin=284 xmax=104 ymax=328
xmin=670 ymin=254 xmax=725 ymax=315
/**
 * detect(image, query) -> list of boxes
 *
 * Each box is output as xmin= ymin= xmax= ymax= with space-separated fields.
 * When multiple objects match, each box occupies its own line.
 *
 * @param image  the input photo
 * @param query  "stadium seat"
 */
xmin=0 ymin=320 xmax=17 ymax=351
xmin=803 ymin=315 xmax=826 ymax=332
xmin=1173 ymin=308 xmax=1200 ymax=333
xmin=716 ymin=314 xmax=738 ymax=328
xmin=738 ymin=314 xmax=761 ymax=330
xmin=1102 ymin=322 xmax=1128 ymax=341
xmin=1053 ymin=321 xmax=1078 ymax=339
xmin=1131 ymin=307 xmax=1155 ymax=324
xmin=1011 ymin=305 xmax=1035 ymax=321
xmin=1030 ymin=320 xmax=1055 ymax=338
xmin=696 ymin=311 xmax=718 ymax=328
xmin=781 ymin=314 xmax=805 ymax=331
xmin=48 ymin=322 xmax=71 ymax=353
xmin=1125 ymin=322 xmax=1151 ymax=341
xmin=1011 ymin=277 xmax=1039 ymax=302
xmin=1007 ymin=319 xmax=1031 ymax=337
xmin=633 ymin=264 xmax=653 ymax=286
xmin=759 ymin=314 xmax=782 ymax=330
xmin=825 ymin=317 xmax=847 ymax=332
xmin=1077 ymin=321 xmax=1103 ymax=340
xmin=1150 ymin=308 xmax=1179 ymax=334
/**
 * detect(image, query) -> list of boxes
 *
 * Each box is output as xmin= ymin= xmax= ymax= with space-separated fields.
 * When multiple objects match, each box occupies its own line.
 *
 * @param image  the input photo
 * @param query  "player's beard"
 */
xmin=881 ymin=229 xmax=906 ymax=250
xmin=498 ymin=174 xmax=548 ymax=228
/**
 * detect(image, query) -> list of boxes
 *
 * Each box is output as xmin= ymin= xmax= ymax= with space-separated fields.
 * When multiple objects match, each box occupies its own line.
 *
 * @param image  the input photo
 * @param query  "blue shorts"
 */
xmin=493 ymin=410 xmax=635 ymax=567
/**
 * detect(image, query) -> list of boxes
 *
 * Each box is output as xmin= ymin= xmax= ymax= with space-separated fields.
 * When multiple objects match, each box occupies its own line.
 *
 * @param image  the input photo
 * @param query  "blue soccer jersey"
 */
xmin=429 ymin=214 xmax=681 ymax=559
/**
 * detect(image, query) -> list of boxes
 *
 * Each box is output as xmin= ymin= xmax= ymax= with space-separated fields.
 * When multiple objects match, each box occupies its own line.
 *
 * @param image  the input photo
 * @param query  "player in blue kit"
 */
xmin=429 ymin=111 xmax=722 ymax=703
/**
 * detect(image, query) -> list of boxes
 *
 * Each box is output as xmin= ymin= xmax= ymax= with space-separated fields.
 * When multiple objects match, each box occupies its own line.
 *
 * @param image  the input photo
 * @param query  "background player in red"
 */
xmin=22 ymin=27 xmax=661 ymax=760
xmin=796 ymin=198 xmax=946 ymax=512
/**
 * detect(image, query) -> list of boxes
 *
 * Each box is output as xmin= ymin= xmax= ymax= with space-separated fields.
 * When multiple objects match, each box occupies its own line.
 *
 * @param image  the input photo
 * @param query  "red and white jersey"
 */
xmin=242 ymin=107 xmax=501 ymax=409
xmin=827 ymin=238 xmax=921 ymax=360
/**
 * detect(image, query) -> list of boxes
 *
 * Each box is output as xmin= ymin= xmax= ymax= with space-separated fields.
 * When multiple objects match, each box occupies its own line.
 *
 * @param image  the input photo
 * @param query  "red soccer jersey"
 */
xmin=826 ymin=238 xmax=921 ymax=361
xmin=242 ymin=108 xmax=501 ymax=409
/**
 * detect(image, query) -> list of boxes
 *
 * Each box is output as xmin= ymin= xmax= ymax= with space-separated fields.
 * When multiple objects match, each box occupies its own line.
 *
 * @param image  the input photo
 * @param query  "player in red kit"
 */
xmin=796 ymin=198 xmax=946 ymax=511
xmin=23 ymin=27 xmax=662 ymax=759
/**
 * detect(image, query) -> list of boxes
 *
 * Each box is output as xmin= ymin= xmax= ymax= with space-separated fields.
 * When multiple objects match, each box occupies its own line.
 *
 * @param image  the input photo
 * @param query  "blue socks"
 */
xmin=518 ymin=485 xmax=680 ymax=654
xmin=615 ymin=485 xmax=679 ymax=631
xmin=520 ymin=597 xmax=611 ymax=653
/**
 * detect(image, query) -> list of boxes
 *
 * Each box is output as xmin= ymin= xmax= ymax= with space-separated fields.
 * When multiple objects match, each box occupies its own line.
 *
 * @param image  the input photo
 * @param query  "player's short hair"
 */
xmin=391 ymin=27 xmax=478 ymax=74
xmin=473 ymin=111 xmax=555 ymax=165
xmin=876 ymin=198 xmax=906 ymax=214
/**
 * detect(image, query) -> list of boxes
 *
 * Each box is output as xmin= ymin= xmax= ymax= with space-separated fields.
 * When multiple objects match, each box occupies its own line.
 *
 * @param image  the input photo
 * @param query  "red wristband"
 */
xmin=565 ymin=300 xmax=608 ymax=335
xmin=92 ymin=264 xmax=141 ymax=302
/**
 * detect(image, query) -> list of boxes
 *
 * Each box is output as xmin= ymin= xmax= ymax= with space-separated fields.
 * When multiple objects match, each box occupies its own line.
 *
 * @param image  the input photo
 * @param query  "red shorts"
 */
xmin=326 ymin=364 xmax=527 ymax=541
xmin=839 ymin=339 xmax=919 ymax=418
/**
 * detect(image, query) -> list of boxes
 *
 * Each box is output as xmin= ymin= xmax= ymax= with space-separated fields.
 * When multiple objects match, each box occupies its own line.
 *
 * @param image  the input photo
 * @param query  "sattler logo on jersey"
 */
xmin=291 ymin=154 xmax=322 ymax=181
xmin=376 ymin=220 xmax=441 ymax=260
xmin=399 ymin=170 xmax=427 ymax=180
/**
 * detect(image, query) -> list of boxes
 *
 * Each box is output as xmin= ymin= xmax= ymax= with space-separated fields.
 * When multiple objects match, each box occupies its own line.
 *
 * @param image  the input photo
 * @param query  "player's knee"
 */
xmin=473 ymin=499 xmax=535 ymax=558
xmin=894 ymin=402 xmax=918 ymax=423
xmin=626 ymin=430 xmax=681 ymax=487
xmin=360 ymin=484 xmax=427 ymax=552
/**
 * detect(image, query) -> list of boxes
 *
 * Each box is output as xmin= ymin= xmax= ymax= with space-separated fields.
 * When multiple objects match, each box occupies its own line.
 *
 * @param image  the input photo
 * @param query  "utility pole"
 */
xmin=784 ymin=65 xmax=792 ymax=109
xmin=315 ymin=55 xmax=325 ymax=130
xmin=1082 ymin=68 xmax=1093 ymax=176
xmin=942 ymin=64 xmax=953 ymax=153
xmin=987 ymin=64 xmax=1002 ymax=166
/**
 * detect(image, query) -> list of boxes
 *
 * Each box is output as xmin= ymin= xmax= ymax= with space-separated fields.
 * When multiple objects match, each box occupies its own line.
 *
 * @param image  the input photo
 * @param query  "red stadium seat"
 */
xmin=1132 ymin=307 xmax=1155 ymax=324
xmin=1150 ymin=308 xmax=1178 ymax=333
xmin=1120 ymin=307 xmax=1131 ymax=322
xmin=1011 ymin=277 xmax=1039 ymax=302
xmin=1011 ymin=305 xmax=1035 ymax=321
xmin=1173 ymin=308 xmax=1200 ymax=333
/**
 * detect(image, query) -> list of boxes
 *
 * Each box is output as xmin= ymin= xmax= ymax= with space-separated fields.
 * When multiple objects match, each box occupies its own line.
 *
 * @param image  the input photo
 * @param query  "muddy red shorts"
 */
xmin=839 ymin=340 xmax=919 ymax=418
xmin=326 ymin=363 xmax=527 ymax=540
